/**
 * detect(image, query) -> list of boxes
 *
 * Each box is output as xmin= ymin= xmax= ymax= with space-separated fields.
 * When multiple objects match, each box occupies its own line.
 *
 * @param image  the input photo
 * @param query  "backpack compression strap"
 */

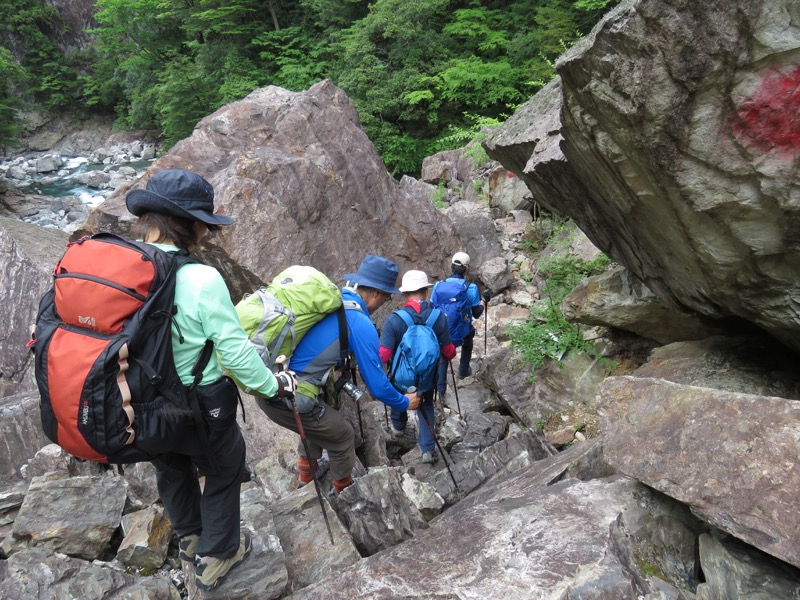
xmin=334 ymin=303 xmax=352 ymax=392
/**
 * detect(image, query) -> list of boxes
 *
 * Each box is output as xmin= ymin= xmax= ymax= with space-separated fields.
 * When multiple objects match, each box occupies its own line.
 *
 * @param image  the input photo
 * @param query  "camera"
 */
xmin=341 ymin=380 xmax=365 ymax=402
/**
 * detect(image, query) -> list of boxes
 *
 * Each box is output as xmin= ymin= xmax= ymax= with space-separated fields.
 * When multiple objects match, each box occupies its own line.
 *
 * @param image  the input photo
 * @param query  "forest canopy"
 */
xmin=0 ymin=0 xmax=618 ymax=176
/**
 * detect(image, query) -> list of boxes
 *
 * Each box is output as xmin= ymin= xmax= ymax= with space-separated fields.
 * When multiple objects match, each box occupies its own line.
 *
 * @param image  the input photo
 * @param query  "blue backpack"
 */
xmin=390 ymin=308 xmax=442 ymax=393
xmin=431 ymin=279 xmax=472 ymax=346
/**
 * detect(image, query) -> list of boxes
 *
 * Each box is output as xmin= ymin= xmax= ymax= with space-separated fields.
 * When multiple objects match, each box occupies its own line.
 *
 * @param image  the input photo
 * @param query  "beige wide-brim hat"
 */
xmin=399 ymin=270 xmax=434 ymax=292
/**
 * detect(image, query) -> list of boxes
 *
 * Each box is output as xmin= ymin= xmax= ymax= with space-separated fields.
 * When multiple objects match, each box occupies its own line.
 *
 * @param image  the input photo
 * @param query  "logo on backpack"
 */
xmin=431 ymin=279 xmax=472 ymax=346
xmin=33 ymin=233 xmax=200 ymax=464
xmin=390 ymin=308 xmax=442 ymax=393
xmin=77 ymin=315 xmax=96 ymax=327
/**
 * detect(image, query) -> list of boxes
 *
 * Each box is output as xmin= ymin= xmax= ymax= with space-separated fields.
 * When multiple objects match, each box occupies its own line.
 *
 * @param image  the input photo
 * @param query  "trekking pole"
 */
xmin=290 ymin=398 xmax=335 ymax=545
xmin=449 ymin=361 xmax=462 ymax=417
xmin=482 ymin=290 xmax=491 ymax=355
xmin=342 ymin=379 xmax=365 ymax=442
xmin=276 ymin=357 xmax=335 ymax=545
xmin=409 ymin=387 xmax=460 ymax=496
xmin=484 ymin=304 xmax=488 ymax=355
xmin=350 ymin=367 xmax=364 ymax=441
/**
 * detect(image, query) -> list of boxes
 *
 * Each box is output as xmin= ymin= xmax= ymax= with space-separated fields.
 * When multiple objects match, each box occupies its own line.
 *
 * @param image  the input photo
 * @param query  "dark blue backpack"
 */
xmin=390 ymin=308 xmax=442 ymax=393
xmin=431 ymin=279 xmax=471 ymax=346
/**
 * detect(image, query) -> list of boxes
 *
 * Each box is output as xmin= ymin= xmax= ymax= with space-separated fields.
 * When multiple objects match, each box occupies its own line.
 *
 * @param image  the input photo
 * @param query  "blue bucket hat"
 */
xmin=344 ymin=255 xmax=401 ymax=294
xmin=125 ymin=168 xmax=234 ymax=226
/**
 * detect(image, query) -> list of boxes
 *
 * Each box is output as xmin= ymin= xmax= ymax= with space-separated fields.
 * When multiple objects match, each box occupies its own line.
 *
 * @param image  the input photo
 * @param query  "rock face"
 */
xmin=0 ymin=218 xmax=68 ymax=399
xmin=485 ymin=0 xmax=800 ymax=353
xmin=86 ymin=80 xmax=460 ymax=295
xmin=599 ymin=375 xmax=800 ymax=569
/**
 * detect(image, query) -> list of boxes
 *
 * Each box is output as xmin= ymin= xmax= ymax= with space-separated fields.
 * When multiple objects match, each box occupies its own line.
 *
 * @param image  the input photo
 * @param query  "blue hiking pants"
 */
xmin=391 ymin=388 xmax=436 ymax=453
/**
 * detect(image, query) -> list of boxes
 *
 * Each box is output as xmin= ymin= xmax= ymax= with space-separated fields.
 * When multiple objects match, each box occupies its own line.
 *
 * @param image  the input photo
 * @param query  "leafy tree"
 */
xmin=0 ymin=0 xmax=78 ymax=108
xmin=252 ymin=26 xmax=328 ymax=91
xmin=0 ymin=45 xmax=27 ymax=147
xmin=77 ymin=0 xmax=620 ymax=165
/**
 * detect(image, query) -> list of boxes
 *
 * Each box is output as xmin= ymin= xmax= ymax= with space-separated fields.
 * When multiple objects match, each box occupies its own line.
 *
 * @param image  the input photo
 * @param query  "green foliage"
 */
xmin=0 ymin=0 xmax=79 ymax=109
xmin=253 ymin=26 xmax=326 ymax=91
xmin=509 ymin=253 xmax=612 ymax=379
xmin=431 ymin=181 xmax=447 ymax=209
xmin=0 ymin=0 xmax=621 ymax=160
xmin=0 ymin=46 xmax=26 ymax=147
xmin=153 ymin=55 xmax=220 ymax=148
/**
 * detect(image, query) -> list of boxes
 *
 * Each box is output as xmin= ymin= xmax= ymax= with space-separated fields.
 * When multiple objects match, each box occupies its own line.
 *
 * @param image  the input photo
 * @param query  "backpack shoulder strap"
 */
xmin=395 ymin=308 xmax=415 ymax=328
xmin=342 ymin=299 xmax=363 ymax=312
xmin=425 ymin=308 xmax=441 ymax=328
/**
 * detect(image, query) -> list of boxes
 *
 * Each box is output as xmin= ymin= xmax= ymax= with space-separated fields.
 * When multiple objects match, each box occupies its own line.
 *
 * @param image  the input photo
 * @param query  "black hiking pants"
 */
xmin=152 ymin=419 xmax=246 ymax=559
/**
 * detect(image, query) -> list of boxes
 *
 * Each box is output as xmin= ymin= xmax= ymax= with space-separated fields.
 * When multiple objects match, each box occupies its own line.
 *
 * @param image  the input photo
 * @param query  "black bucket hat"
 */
xmin=344 ymin=255 xmax=401 ymax=294
xmin=125 ymin=169 xmax=234 ymax=226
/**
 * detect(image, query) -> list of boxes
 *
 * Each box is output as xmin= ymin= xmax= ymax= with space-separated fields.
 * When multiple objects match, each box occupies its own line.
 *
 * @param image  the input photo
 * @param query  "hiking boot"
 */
xmin=421 ymin=450 xmax=438 ymax=464
xmin=457 ymin=366 xmax=472 ymax=380
xmin=178 ymin=533 xmax=200 ymax=562
xmin=389 ymin=423 xmax=405 ymax=438
xmin=297 ymin=452 xmax=331 ymax=488
xmin=195 ymin=531 xmax=252 ymax=591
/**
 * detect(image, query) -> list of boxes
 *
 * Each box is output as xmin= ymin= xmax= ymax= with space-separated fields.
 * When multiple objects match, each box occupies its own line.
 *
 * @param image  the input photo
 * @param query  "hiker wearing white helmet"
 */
xmin=430 ymin=252 xmax=488 ymax=398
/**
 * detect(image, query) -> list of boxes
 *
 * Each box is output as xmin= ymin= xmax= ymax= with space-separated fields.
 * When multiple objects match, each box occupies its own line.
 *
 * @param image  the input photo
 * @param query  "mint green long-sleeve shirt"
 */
xmin=152 ymin=243 xmax=278 ymax=397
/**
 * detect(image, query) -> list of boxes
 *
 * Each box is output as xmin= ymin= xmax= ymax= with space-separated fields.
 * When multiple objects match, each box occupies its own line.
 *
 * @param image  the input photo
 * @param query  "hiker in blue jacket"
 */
xmin=379 ymin=270 xmax=456 ymax=463
xmin=256 ymin=255 xmax=421 ymax=494
xmin=431 ymin=252 xmax=487 ymax=398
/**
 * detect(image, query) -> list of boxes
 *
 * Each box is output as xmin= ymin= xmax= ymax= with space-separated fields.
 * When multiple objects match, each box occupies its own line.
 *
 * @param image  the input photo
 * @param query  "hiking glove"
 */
xmin=275 ymin=370 xmax=298 ymax=398
xmin=482 ymin=289 xmax=492 ymax=303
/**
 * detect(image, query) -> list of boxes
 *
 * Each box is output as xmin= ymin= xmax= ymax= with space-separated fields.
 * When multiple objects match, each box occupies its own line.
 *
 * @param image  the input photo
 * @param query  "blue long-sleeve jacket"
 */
xmin=287 ymin=288 xmax=410 ymax=412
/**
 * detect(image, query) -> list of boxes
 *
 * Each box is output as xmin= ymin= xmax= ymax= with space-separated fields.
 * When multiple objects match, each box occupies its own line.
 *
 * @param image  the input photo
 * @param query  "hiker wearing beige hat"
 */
xmin=379 ymin=270 xmax=456 ymax=463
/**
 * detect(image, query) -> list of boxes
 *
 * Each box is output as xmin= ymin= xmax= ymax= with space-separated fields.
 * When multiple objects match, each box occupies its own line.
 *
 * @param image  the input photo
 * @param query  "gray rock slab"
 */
xmin=0 ymin=392 xmax=51 ymax=485
xmin=8 ymin=473 xmax=127 ymax=560
xmin=286 ymin=459 xmax=647 ymax=599
xmin=599 ymin=375 xmax=800 ymax=568
xmin=696 ymin=533 xmax=800 ymax=599
xmin=0 ymin=547 xmax=181 ymax=600
xmin=0 ymin=217 xmax=67 ymax=399
xmin=270 ymin=484 xmax=359 ymax=592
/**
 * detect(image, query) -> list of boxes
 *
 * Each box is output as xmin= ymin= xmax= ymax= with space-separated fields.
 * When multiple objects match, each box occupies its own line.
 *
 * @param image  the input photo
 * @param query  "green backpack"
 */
xmin=235 ymin=265 xmax=342 ymax=371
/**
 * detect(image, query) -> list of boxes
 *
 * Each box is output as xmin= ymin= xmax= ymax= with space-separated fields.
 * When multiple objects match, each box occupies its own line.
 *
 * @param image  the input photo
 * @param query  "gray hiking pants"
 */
xmin=257 ymin=399 xmax=355 ymax=482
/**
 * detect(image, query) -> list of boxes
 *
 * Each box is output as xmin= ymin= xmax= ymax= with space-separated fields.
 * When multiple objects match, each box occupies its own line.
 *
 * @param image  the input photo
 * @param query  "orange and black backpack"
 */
xmin=32 ymin=232 xmax=211 ymax=464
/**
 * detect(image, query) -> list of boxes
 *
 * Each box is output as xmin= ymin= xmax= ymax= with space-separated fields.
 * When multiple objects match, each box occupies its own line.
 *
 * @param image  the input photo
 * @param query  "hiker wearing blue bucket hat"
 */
xmin=256 ymin=255 xmax=421 ymax=496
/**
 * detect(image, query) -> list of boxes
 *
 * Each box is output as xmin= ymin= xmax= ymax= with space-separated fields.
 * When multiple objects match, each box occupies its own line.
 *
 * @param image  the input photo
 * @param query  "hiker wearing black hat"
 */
xmin=431 ymin=252 xmax=487 ymax=399
xmin=379 ymin=270 xmax=456 ymax=463
xmin=256 ymin=255 xmax=421 ymax=495
xmin=126 ymin=168 xmax=297 ymax=591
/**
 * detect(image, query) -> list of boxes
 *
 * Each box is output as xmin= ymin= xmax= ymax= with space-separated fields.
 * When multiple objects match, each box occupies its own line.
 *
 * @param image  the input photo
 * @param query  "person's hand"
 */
xmin=275 ymin=370 xmax=298 ymax=398
xmin=405 ymin=392 xmax=421 ymax=411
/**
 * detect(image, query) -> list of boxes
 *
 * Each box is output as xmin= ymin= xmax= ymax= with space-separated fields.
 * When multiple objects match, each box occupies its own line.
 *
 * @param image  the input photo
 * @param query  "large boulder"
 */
xmin=599 ymin=376 xmax=800 ymax=569
xmin=485 ymin=0 xmax=800 ymax=354
xmin=0 ymin=217 xmax=68 ymax=399
xmin=85 ymin=80 xmax=460 ymax=299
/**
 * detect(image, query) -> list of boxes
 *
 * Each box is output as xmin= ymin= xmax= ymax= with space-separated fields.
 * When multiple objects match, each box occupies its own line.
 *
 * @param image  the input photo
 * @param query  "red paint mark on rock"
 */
xmin=734 ymin=66 xmax=800 ymax=153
